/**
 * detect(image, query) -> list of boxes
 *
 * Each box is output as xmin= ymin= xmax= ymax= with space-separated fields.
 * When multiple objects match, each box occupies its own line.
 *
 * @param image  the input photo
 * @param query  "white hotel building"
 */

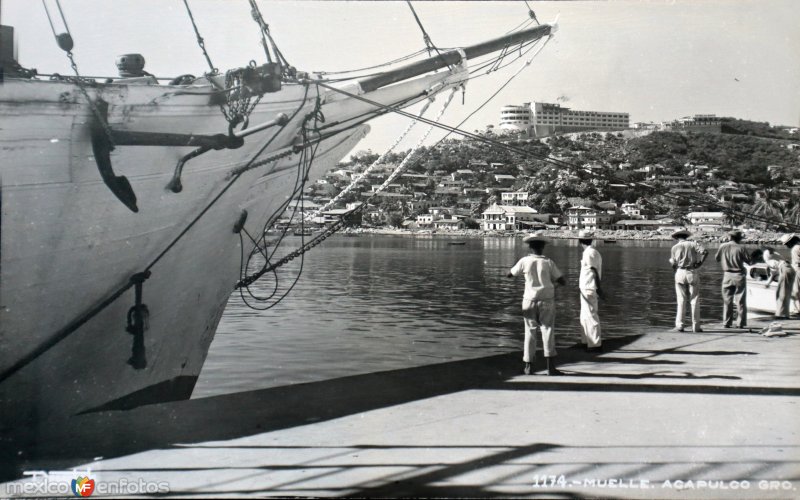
xmin=500 ymin=102 xmax=629 ymax=137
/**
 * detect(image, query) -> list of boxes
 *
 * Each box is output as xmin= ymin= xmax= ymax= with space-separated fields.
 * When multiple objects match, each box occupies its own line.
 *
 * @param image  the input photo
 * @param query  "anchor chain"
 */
xmin=307 ymin=96 xmax=436 ymax=218
xmin=42 ymin=0 xmax=117 ymax=148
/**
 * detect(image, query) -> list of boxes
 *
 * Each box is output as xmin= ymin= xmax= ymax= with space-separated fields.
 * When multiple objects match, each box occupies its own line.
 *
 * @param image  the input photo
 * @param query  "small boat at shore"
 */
xmin=745 ymin=264 xmax=800 ymax=317
xmin=448 ymin=241 xmax=467 ymax=246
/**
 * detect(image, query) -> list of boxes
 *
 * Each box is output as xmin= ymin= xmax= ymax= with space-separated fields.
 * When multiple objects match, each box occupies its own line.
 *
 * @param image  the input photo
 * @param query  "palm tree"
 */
xmin=783 ymin=194 xmax=800 ymax=228
xmin=751 ymin=190 xmax=785 ymax=228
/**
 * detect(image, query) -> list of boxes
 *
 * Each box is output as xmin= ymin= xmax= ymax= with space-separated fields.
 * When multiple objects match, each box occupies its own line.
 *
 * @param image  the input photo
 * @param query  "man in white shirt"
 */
xmin=577 ymin=230 xmax=603 ymax=351
xmin=507 ymin=231 xmax=567 ymax=376
xmin=669 ymin=229 xmax=708 ymax=332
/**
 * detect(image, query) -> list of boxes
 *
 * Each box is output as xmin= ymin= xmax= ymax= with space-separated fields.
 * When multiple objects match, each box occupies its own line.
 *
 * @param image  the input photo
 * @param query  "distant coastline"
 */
xmin=340 ymin=227 xmax=787 ymax=245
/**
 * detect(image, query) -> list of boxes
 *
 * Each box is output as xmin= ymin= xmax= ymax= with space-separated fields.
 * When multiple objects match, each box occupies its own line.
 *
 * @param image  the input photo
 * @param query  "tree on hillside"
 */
xmin=388 ymin=213 xmax=404 ymax=228
xmin=751 ymin=190 xmax=785 ymax=228
xmin=783 ymin=195 xmax=800 ymax=227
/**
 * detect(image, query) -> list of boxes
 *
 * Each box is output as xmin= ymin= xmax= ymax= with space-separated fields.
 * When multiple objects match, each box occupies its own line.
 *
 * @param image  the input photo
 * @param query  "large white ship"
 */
xmin=0 ymin=3 xmax=554 ymax=429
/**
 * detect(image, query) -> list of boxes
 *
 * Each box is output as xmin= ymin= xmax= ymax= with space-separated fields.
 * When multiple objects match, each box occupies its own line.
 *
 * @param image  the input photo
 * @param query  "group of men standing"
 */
xmin=507 ymin=228 xmax=800 ymax=376
xmin=507 ymin=229 xmax=602 ymax=376
xmin=668 ymin=228 xmax=800 ymax=331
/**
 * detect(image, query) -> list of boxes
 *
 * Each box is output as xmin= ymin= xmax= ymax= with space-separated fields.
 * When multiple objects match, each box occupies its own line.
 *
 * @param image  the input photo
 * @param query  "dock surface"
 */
xmin=2 ymin=319 xmax=799 ymax=498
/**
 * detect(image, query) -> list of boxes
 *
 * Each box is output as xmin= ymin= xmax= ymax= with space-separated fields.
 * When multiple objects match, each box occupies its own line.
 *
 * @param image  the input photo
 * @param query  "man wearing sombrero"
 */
xmin=508 ymin=231 xmax=567 ymax=376
xmin=669 ymin=229 xmax=708 ymax=332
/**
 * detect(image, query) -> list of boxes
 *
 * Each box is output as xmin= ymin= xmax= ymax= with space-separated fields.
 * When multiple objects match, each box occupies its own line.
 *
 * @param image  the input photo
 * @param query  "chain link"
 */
xmin=63 ymin=51 xmax=117 ymax=147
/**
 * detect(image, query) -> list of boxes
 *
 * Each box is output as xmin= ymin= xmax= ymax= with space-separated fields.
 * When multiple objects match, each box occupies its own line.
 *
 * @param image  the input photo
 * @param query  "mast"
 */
xmin=357 ymin=23 xmax=554 ymax=93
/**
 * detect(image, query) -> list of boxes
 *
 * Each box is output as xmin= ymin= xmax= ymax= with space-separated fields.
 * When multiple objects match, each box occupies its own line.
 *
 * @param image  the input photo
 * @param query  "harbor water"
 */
xmin=193 ymin=235 xmax=729 ymax=398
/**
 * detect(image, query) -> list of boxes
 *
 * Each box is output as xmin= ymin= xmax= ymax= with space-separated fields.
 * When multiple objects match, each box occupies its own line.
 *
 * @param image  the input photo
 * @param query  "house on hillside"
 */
xmin=687 ymin=211 xmax=726 ymax=231
xmin=416 ymin=214 xmax=435 ymax=227
xmin=621 ymin=202 xmax=650 ymax=219
xmin=494 ymin=174 xmax=516 ymax=185
xmin=481 ymin=204 xmax=546 ymax=231
xmin=434 ymin=218 xmax=465 ymax=231
xmin=566 ymin=205 xmax=618 ymax=230
xmin=452 ymin=169 xmax=474 ymax=181
xmin=501 ymin=191 xmax=530 ymax=205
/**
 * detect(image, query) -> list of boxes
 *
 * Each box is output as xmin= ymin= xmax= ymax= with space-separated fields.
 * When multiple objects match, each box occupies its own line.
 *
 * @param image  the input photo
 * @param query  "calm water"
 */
xmin=193 ymin=235 xmax=728 ymax=398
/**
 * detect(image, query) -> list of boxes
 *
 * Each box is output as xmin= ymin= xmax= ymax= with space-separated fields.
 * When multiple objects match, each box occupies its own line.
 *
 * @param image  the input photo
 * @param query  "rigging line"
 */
xmin=505 ymin=17 xmax=533 ymax=35
xmin=468 ymin=38 xmax=539 ymax=76
xmin=244 ymin=106 xmax=324 ymax=308
xmin=247 ymin=0 xmax=292 ymax=69
xmin=313 ymin=39 xmax=547 ymax=226
xmin=444 ymin=37 xmax=551 ymax=143
xmin=308 ymin=97 xmax=436 ymax=218
xmin=366 ymin=89 xmax=457 ymax=197
xmin=345 ymin=37 xmax=549 ymax=214
xmin=252 ymin=89 xmax=323 ymax=274
xmin=523 ymin=0 xmax=540 ymax=25
xmin=313 ymin=81 xmax=800 ymax=232
xmin=406 ymin=0 xmax=436 ymax=55
xmin=247 ymin=0 xmax=272 ymax=63
xmin=404 ymin=0 xmax=450 ymax=70
xmin=144 ymin=84 xmax=311 ymax=273
xmin=181 ymin=0 xmax=217 ymax=74
xmin=237 ymin=88 xmax=459 ymax=290
xmin=313 ymin=49 xmax=428 ymax=76
xmin=41 ymin=0 xmax=60 ymax=38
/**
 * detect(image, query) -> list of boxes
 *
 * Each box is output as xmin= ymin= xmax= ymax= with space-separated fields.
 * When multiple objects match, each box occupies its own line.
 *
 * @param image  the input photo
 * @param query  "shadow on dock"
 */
xmin=1 ymin=331 xmax=796 ymax=483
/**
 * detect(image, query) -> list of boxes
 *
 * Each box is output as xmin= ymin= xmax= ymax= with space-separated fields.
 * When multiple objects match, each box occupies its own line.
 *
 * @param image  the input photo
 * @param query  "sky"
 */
xmin=3 ymin=0 xmax=799 ymax=155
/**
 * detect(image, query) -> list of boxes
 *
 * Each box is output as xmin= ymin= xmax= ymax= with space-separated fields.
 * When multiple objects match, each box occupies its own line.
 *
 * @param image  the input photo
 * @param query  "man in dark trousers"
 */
xmin=508 ymin=231 xmax=567 ymax=376
xmin=715 ymin=229 xmax=751 ymax=328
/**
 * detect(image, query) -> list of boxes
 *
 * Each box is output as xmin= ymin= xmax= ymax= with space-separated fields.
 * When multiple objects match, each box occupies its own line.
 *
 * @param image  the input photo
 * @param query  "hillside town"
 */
xmin=279 ymin=105 xmax=800 ymax=240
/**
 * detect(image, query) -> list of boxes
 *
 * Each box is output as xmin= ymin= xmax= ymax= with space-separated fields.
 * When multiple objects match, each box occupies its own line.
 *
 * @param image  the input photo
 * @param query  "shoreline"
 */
xmin=340 ymin=227 xmax=787 ymax=245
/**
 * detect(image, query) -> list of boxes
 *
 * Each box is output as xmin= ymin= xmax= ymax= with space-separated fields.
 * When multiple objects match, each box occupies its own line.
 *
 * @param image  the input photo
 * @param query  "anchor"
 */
xmin=89 ymin=99 xmax=289 ymax=208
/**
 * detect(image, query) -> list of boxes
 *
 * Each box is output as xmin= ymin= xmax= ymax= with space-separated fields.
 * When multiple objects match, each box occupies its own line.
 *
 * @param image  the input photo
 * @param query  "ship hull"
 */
xmin=0 ymin=70 xmax=465 ymax=428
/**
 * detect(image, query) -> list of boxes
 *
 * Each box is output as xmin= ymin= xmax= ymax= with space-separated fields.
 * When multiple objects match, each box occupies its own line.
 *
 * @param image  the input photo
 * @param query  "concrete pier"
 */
xmin=2 ymin=319 xmax=799 ymax=498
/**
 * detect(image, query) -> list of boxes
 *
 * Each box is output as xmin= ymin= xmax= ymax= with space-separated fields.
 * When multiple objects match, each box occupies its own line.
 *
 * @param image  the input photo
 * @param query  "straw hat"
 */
xmin=728 ymin=229 xmax=744 ymax=240
xmin=576 ymin=229 xmax=595 ymax=239
xmin=779 ymin=233 xmax=798 ymax=246
xmin=761 ymin=323 xmax=787 ymax=337
xmin=671 ymin=229 xmax=691 ymax=239
xmin=522 ymin=230 xmax=547 ymax=243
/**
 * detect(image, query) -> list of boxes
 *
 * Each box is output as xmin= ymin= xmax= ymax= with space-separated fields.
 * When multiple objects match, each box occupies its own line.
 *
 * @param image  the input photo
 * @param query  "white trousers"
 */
xmin=521 ymin=298 xmax=556 ymax=361
xmin=579 ymin=289 xmax=602 ymax=347
xmin=675 ymin=268 xmax=701 ymax=329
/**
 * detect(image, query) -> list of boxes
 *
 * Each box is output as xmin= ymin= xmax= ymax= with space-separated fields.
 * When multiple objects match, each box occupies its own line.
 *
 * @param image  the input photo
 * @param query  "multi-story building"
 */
xmin=481 ymin=204 xmax=546 ymax=231
xmin=416 ymin=214 xmax=434 ymax=227
xmin=621 ymin=202 xmax=649 ymax=219
xmin=499 ymin=102 xmax=630 ymax=137
xmin=664 ymin=114 xmax=722 ymax=133
xmin=567 ymin=205 xmax=618 ymax=230
xmin=501 ymin=191 xmax=529 ymax=205
xmin=498 ymin=104 xmax=533 ymax=133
